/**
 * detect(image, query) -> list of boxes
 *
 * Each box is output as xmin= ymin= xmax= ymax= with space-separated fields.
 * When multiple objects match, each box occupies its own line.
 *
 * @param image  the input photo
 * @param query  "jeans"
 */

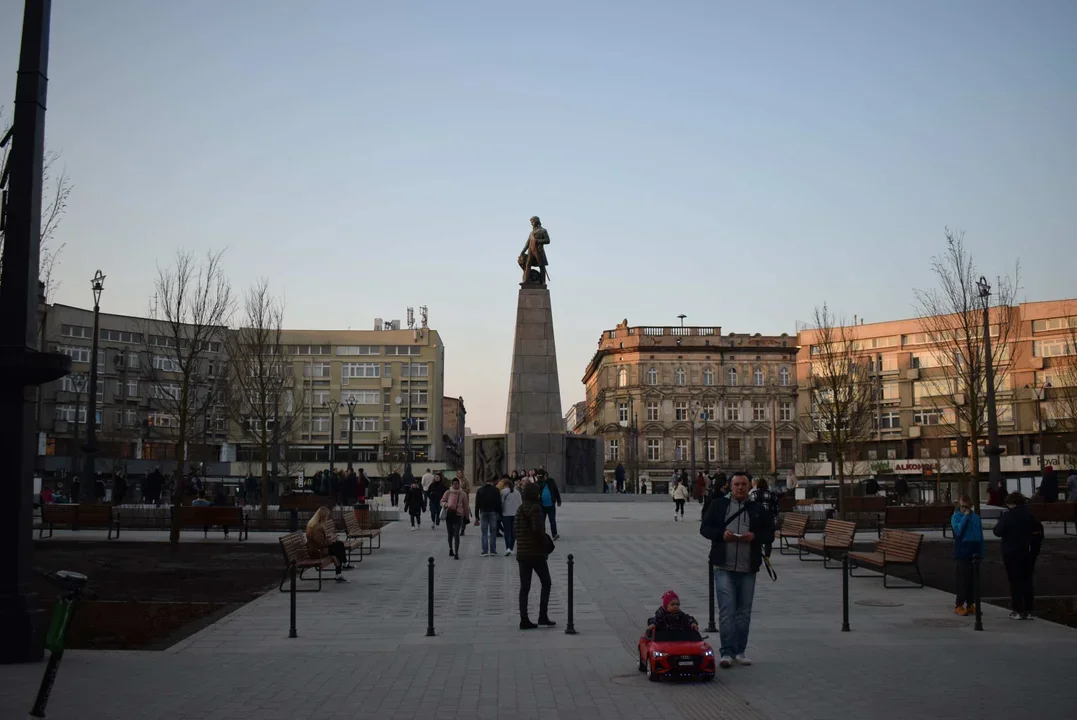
xmin=503 ymin=516 xmax=516 ymax=551
xmin=445 ymin=512 xmax=462 ymax=555
xmin=409 ymin=512 xmax=422 ymax=527
xmin=430 ymin=502 xmax=440 ymax=527
xmin=542 ymin=505 xmax=558 ymax=537
xmin=518 ymin=557 xmax=552 ymax=620
xmin=1003 ymin=552 xmax=1035 ymax=614
xmin=481 ymin=512 xmax=499 ymax=554
xmin=714 ymin=569 xmax=757 ymax=658
xmin=955 ymin=557 xmax=974 ymax=607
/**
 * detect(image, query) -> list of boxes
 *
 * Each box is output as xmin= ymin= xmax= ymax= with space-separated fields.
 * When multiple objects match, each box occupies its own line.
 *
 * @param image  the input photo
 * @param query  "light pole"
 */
xmin=703 ymin=404 xmax=711 ymax=474
xmin=1025 ymin=381 xmax=1051 ymax=476
xmin=677 ymin=314 xmax=687 ymax=327
xmin=69 ymin=373 xmax=87 ymax=478
xmin=82 ymin=270 xmax=106 ymax=491
xmin=689 ymin=400 xmax=701 ymax=486
xmin=977 ymin=276 xmax=1003 ymax=498
xmin=324 ymin=398 xmax=339 ymax=472
xmin=345 ymin=396 xmax=357 ymax=470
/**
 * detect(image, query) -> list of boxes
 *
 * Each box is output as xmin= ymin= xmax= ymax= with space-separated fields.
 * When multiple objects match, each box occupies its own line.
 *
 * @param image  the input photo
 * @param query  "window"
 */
xmin=54 ymin=345 xmax=91 ymax=364
xmin=753 ymin=401 xmax=767 ymax=422
xmin=100 ymin=328 xmax=142 ymax=344
xmin=881 ymin=382 xmax=900 ymax=402
xmin=149 ymin=335 xmax=176 ymax=348
xmin=914 ymin=409 xmax=942 ymax=426
xmin=780 ymin=438 xmax=794 ymax=462
xmin=1033 ymin=339 xmax=1074 ymax=358
xmin=779 ymin=367 xmax=790 ymax=386
xmin=304 ymin=363 xmax=332 ymax=378
xmin=335 ymin=345 xmax=380 ymax=355
xmin=124 ymin=379 xmax=139 ymax=398
xmin=54 ymin=405 xmax=77 ymax=423
xmin=646 ymin=438 xmax=661 ymax=461
xmin=152 ymin=383 xmax=180 ymax=400
xmin=345 ymin=416 xmax=380 ymax=434
xmin=292 ymin=345 xmax=332 ymax=355
xmin=754 ymin=367 xmax=764 ymax=386
xmin=311 ymin=415 xmax=331 ymax=433
xmin=675 ymin=438 xmax=689 ymax=460
xmin=880 ymin=412 xmax=901 ymax=430
xmin=703 ymin=368 xmax=714 ymax=386
xmin=675 ymin=367 xmax=686 ymax=386
xmin=727 ymin=367 xmax=738 ymax=386
xmin=152 ymin=355 xmax=180 ymax=373
xmin=779 ymin=401 xmax=793 ymax=422
xmin=385 ymin=346 xmax=422 ymax=356
xmin=725 ymin=402 xmax=741 ymax=422
xmin=675 ymin=401 xmax=688 ymax=421
xmin=704 ymin=439 xmax=717 ymax=462
xmin=208 ymin=341 xmax=221 ymax=353
xmin=122 ymin=353 xmax=140 ymax=369
xmin=410 ymin=390 xmax=429 ymax=406
xmin=114 ymin=408 xmax=138 ymax=427
xmin=646 ymin=401 xmax=660 ymax=422
xmin=342 ymin=390 xmax=379 ymax=405
xmin=147 ymin=411 xmax=176 ymax=428
xmin=754 ymin=438 xmax=768 ymax=462
xmin=342 ymin=362 xmax=380 ymax=379
xmin=404 ymin=362 xmax=430 ymax=377
xmin=308 ymin=389 xmax=331 ymax=406
xmin=607 ymin=438 xmax=620 ymax=461
xmin=702 ymin=402 xmax=717 ymax=421
xmin=410 ymin=416 xmax=430 ymax=432
xmin=1032 ymin=317 xmax=1077 ymax=332
xmin=59 ymin=375 xmax=93 ymax=397
xmin=618 ymin=402 xmax=629 ymax=424
xmin=913 ymin=379 xmax=949 ymax=403
xmin=646 ymin=367 xmax=658 ymax=385
xmin=618 ymin=367 xmax=628 ymax=387
xmin=61 ymin=324 xmax=92 ymax=339
xmin=726 ymin=437 xmax=741 ymax=462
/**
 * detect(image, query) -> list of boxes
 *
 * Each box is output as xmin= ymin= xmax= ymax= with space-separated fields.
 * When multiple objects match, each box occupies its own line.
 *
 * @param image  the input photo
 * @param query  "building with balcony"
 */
xmin=581 ymin=319 xmax=799 ymax=488
xmin=794 ymin=299 xmax=1077 ymax=487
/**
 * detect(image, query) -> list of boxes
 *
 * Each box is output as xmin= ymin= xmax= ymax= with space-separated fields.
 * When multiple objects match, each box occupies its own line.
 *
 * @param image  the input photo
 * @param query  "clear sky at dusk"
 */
xmin=2 ymin=1 xmax=1075 ymax=434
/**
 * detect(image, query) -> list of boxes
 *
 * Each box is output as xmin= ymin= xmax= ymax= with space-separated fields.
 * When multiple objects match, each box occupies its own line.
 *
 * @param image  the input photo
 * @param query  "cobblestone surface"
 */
xmin=3 ymin=501 xmax=1075 ymax=719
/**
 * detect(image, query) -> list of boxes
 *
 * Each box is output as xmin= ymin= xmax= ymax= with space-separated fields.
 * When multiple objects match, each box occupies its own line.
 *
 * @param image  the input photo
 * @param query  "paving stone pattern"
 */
xmin=2 ymin=502 xmax=1075 ymax=719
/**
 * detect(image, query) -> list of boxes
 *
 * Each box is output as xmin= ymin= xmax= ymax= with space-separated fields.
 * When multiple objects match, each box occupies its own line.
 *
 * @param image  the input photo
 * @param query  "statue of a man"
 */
xmin=518 ymin=216 xmax=550 ymax=284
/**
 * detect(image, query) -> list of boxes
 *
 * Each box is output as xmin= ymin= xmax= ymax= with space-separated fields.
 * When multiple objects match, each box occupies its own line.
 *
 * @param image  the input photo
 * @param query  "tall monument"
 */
xmin=465 ymin=217 xmax=600 ymax=490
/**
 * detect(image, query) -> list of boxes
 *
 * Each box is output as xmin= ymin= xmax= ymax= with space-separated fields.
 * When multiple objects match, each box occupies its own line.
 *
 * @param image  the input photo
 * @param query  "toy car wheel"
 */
xmin=638 ymin=651 xmax=646 ymax=672
xmin=646 ymin=656 xmax=660 ymax=682
xmin=703 ymin=673 xmax=715 ymax=682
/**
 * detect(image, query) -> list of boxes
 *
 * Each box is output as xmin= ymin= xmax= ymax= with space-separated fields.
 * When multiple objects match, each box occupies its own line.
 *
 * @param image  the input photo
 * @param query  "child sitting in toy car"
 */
xmin=648 ymin=591 xmax=699 ymax=632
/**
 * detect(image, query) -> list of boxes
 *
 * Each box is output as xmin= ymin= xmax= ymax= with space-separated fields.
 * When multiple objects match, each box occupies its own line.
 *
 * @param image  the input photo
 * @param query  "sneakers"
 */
xmin=1022 ymin=612 xmax=1035 ymax=620
xmin=505 ymin=549 xmax=513 ymax=557
xmin=674 ymin=514 xmax=679 ymax=522
xmin=734 ymin=654 xmax=752 ymax=666
xmin=1008 ymin=611 xmax=1022 ymax=620
xmin=481 ymin=552 xmax=489 ymax=557
xmin=553 ymin=534 xmax=560 ymax=541
xmin=520 ymin=619 xmax=538 ymax=630
xmin=718 ymin=655 xmax=733 ymax=669
xmin=967 ymin=604 xmax=976 ymax=614
xmin=954 ymin=606 xmax=968 ymax=616
xmin=334 ymin=575 xmax=348 ymax=583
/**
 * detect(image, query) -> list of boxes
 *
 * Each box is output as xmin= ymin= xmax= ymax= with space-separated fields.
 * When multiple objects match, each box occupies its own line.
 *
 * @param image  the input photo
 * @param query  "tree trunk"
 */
xmin=836 ymin=448 xmax=845 ymax=519
xmin=169 ymin=434 xmax=186 ymax=550
xmin=260 ymin=442 xmax=269 ymax=520
xmin=968 ymin=438 xmax=981 ymax=513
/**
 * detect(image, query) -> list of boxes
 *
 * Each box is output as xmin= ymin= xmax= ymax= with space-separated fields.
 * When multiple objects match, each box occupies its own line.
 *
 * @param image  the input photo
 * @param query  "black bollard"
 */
xmin=841 ymin=553 xmax=850 ymax=632
xmin=565 ymin=554 xmax=578 ymax=635
xmin=288 ymin=562 xmax=297 ymax=638
xmin=426 ymin=557 xmax=436 ymax=637
xmin=973 ymin=554 xmax=983 ymax=632
xmin=705 ymin=560 xmax=718 ymax=633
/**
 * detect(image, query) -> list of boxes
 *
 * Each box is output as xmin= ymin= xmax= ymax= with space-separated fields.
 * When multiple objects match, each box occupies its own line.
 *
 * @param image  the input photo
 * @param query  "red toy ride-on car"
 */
xmin=638 ymin=626 xmax=716 ymax=681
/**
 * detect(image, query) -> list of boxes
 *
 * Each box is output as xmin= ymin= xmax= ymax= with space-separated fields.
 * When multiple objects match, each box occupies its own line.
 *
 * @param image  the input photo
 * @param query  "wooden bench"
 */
xmin=342 ymin=510 xmax=381 ymax=555
xmin=327 ymin=518 xmax=365 ymax=562
xmin=177 ymin=506 xmax=248 ymax=540
xmin=842 ymin=496 xmax=887 ymax=536
xmin=797 ymin=518 xmax=856 ymax=568
xmin=38 ymin=504 xmax=119 ymax=539
xmin=885 ymin=504 xmax=952 ymax=537
xmin=849 ymin=529 xmax=924 ymax=588
xmin=776 ymin=512 xmax=809 ymax=555
xmin=278 ymin=531 xmax=336 ymax=592
xmin=1029 ymin=502 xmax=1076 ymax=535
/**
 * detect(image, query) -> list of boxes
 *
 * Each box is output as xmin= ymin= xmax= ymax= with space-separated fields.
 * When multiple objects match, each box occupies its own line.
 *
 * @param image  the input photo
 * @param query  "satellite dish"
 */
xmin=394 ymin=396 xmax=402 ymax=405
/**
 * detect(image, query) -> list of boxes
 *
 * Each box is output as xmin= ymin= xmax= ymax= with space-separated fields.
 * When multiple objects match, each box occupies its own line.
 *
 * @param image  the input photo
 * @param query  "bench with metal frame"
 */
xmin=1029 ymin=502 xmax=1076 ymax=536
xmin=884 ymin=505 xmax=952 ymax=537
xmin=38 ymin=504 xmax=119 ymax=539
xmin=848 ymin=528 xmax=925 ymax=589
xmin=278 ymin=531 xmax=336 ymax=592
xmin=797 ymin=518 xmax=856 ymax=568
xmin=776 ymin=512 xmax=809 ymax=555
xmin=176 ymin=505 xmax=249 ymax=540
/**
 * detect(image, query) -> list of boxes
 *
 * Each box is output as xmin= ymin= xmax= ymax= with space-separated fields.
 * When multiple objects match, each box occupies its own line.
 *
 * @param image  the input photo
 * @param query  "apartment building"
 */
xmin=795 ymin=299 xmax=1077 ymax=485
xmin=581 ymin=319 xmax=799 ymax=488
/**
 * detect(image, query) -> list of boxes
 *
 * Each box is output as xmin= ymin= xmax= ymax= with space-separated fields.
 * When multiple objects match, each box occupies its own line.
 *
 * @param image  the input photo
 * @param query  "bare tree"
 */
xmin=141 ymin=250 xmax=233 ymax=548
xmin=798 ymin=304 xmax=877 ymax=517
xmin=914 ymin=230 xmax=1020 ymax=508
xmin=223 ymin=279 xmax=300 ymax=519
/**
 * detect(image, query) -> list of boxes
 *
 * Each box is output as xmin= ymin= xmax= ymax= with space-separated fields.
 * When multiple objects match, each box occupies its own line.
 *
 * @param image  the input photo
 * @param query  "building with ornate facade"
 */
xmin=581 ymin=320 xmax=799 ymax=488
xmin=794 ymin=299 xmax=1077 ymax=490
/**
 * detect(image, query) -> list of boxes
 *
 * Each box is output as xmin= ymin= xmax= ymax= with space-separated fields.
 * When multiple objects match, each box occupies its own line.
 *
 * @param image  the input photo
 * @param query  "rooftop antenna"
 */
xmin=151 ymin=292 xmax=159 ymax=319
xmin=407 ymin=306 xmax=415 ymax=329
xmin=420 ymin=305 xmax=428 ymax=329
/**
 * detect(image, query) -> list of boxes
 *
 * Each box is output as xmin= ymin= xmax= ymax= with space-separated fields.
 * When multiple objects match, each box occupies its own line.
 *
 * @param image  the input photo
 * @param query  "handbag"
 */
xmin=439 ymin=506 xmax=448 ymax=521
xmin=542 ymin=532 xmax=556 ymax=555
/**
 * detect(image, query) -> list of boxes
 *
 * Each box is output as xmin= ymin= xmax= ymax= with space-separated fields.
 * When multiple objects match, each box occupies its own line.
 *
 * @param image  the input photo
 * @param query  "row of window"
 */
xmin=617 ymin=400 xmax=795 ymax=424
xmin=607 ymin=437 xmax=796 ymax=463
xmin=296 ymin=416 xmax=432 ymax=433
xmin=619 ymin=365 xmax=791 ymax=388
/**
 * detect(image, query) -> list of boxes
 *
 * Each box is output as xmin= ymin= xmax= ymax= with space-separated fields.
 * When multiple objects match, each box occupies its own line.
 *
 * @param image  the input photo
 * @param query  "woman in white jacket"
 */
xmin=671 ymin=478 xmax=690 ymax=521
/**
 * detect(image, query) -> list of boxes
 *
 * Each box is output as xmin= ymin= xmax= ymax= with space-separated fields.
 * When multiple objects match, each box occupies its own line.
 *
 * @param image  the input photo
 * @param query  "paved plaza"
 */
xmin=2 ymin=501 xmax=1075 ymax=719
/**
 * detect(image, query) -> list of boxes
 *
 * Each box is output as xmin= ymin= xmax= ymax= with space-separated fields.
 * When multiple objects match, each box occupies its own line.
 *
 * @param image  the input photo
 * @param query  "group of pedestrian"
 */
xmin=304 ymin=467 xmax=370 ymax=507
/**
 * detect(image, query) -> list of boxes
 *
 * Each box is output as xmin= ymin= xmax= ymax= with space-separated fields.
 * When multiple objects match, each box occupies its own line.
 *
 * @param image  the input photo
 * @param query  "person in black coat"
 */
xmin=112 ymin=472 xmax=127 ymax=506
xmin=403 ymin=480 xmax=426 ymax=529
xmin=993 ymin=492 xmax=1044 ymax=619
xmin=1037 ymin=467 xmax=1059 ymax=503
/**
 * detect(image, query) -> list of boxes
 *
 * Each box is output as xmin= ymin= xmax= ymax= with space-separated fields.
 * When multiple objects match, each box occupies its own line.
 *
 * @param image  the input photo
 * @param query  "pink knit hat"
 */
xmin=662 ymin=590 xmax=679 ymax=609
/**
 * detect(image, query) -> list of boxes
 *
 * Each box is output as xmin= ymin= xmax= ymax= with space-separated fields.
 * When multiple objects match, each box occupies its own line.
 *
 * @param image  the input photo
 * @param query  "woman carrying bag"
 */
xmin=440 ymin=478 xmax=471 ymax=559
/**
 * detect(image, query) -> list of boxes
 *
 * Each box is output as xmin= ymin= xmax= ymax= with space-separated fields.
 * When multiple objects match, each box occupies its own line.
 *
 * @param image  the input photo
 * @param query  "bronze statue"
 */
xmin=518 ymin=216 xmax=550 ymax=284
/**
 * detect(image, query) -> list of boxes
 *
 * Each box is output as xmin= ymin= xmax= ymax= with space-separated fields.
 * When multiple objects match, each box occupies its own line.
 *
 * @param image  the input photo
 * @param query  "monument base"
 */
xmin=465 ymin=433 xmax=603 ymax=492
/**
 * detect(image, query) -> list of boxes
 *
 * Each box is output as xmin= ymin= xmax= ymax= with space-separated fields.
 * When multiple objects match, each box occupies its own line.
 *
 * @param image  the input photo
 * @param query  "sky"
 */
xmin=2 ymin=1 xmax=1075 ymax=434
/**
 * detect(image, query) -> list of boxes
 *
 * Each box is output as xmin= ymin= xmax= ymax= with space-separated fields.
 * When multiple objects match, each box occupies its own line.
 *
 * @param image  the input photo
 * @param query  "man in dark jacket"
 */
xmin=615 ymin=463 xmax=626 ymax=493
xmin=1037 ymin=467 xmax=1059 ymax=503
xmin=475 ymin=476 xmax=503 ymax=556
xmin=427 ymin=476 xmax=446 ymax=528
xmin=403 ymin=480 xmax=426 ymax=529
xmin=700 ymin=472 xmax=774 ymax=668
xmin=537 ymin=472 xmax=562 ymax=540
xmin=993 ymin=492 xmax=1044 ymax=619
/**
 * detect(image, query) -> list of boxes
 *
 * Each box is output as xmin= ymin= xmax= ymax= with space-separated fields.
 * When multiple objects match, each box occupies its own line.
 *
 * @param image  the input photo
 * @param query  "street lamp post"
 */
xmin=345 ymin=396 xmax=357 ymax=470
xmin=69 ymin=373 xmax=87 ymax=477
xmin=977 ymin=276 xmax=1003 ymax=497
xmin=1026 ymin=381 xmax=1051 ymax=476
xmin=324 ymin=399 xmax=340 ymax=473
xmin=81 ymin=270 xmax=106 ymax=495
xmin=689 ymin=400 xmax=701 ymax=486
xmin=703 ymin=406 xmax=711 ymax=474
